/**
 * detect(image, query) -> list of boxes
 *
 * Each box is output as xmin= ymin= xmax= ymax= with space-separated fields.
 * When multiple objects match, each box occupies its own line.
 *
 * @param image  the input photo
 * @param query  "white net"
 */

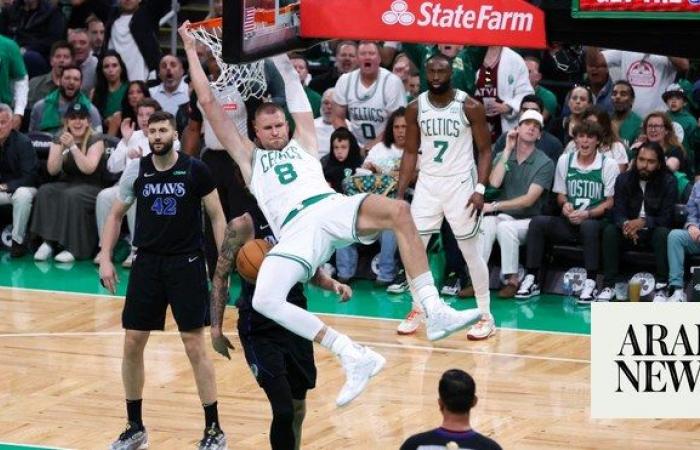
xmin=188 ymin=18 xmax=267 ymax=101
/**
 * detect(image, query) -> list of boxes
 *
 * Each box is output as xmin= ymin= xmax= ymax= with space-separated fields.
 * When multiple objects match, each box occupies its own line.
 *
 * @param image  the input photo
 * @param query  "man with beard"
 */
xmin=29 ymin=65 xmax=102 ymax=135
xmin=611 ymin=80 xmax=643 ymax=148
xmin=396 ymin=54 xmax=495 ymax=340
xmin=597 ymin=141 xmax=676 ymax=302
xmin=98 ymin=111 xmax=228 ymax=449
xmin=149 ymin=54 xmax=189 ymax=116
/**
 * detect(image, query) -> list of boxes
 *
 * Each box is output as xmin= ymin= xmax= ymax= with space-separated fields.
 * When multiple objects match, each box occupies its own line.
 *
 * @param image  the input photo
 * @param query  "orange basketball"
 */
xmin=236 ymin=239 xmax=273 ymax=284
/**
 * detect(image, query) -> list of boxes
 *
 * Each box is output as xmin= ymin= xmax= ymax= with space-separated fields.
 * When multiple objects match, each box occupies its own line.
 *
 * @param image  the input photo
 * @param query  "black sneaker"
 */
xmin=387 ymin=269 xmax=408 ymax=294
xmin=199 ymin=424 xmax=227 ymax=450
xmin=440 ymin=272 xmax=461 ymax=296
xmin=109 ymin=421 xmax=148 ymax=450
xmin=10 ymin=240 xmax=27 ymax=258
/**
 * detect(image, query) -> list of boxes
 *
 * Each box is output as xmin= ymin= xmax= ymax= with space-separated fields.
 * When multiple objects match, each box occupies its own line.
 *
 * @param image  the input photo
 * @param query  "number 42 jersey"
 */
xmin=417 ymin=89 xmax=474 ymax=177
xmin=249 ymin=139 xmax=335 ymax=238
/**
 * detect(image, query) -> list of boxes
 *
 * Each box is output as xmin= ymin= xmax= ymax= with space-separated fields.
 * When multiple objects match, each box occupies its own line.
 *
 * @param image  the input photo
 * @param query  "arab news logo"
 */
xmin=382 ymin=0 xmax=415 ymax=26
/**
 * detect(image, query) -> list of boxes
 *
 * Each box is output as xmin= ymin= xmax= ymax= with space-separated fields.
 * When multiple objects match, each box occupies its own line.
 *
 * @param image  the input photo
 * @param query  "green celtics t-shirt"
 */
xmin=565 ymin=152 xmax=606 ymax=210
xmin=0 ymin=35 xmax=28 ymax=105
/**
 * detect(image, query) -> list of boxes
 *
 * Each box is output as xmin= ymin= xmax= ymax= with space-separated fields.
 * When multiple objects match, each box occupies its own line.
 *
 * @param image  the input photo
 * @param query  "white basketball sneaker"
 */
xmin=425 ymin=303 xmax=481 ymax=341
xmin=396 ymin=309 xmax=424 ymax=335
xmin=336 ymin=344 xmax=386 ymax=407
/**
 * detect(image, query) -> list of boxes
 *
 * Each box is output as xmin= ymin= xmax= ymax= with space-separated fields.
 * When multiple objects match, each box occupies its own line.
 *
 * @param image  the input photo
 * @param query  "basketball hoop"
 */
xmin=187 ymin=17 xmax=267 ymax=101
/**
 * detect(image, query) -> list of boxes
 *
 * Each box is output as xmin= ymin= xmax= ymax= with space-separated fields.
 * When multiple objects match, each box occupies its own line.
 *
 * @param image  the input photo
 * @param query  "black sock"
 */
xmin=126 ymin=399 xmax=143 ymax=429
xmin=203 ymin=402 xmax=220 ymax=430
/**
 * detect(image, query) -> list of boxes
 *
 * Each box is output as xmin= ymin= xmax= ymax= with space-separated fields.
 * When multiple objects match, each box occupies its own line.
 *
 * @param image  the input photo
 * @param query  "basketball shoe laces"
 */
xmin=200 ymin=424 xmax=224 ymax=448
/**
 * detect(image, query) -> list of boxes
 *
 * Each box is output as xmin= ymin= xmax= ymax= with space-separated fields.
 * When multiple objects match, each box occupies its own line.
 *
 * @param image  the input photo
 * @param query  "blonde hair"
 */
xmin=62 ymin=117 xmax=94 ymax=153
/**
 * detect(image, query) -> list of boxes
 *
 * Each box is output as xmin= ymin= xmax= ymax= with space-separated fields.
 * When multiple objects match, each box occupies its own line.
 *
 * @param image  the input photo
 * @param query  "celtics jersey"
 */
xmin=249 ymin=139 xmax=335 ymax=237
xmin=339 ymin=67 xmax=400 ymax=146
xmin=565 ymin=152 xmax=605 ymax=210
xmin=417 ymin=89 xmax=474 ymax=177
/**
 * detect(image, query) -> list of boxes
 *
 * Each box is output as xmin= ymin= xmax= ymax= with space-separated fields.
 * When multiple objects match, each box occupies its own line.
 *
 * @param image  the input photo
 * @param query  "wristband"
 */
xmin=474 ymin=183 xmax=486 ymax=195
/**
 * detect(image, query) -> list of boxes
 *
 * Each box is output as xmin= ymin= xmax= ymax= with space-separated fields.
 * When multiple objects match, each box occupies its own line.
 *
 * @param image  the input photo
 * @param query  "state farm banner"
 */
xmin=573 ymin=0 xmax=700 ymax=19
xmin=300 ymin=0 xmax=546 ymax=49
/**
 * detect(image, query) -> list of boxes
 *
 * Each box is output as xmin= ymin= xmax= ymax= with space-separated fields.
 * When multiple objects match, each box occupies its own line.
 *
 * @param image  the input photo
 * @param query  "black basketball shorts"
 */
xmin=123 ymin=251 xmax=211 ymax=332
xmin=238 ymin=316 xmax=317 ymax=397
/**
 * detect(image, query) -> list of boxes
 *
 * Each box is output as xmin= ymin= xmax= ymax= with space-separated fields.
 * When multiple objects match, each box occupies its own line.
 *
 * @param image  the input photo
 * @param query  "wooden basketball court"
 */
xmin=1 ymin=287 xmax=698 ymax=449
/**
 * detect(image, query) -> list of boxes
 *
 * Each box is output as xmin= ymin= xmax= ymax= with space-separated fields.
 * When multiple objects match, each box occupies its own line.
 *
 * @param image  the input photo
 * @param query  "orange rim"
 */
xmin=186 ymin=17 xmax=222 ymax=30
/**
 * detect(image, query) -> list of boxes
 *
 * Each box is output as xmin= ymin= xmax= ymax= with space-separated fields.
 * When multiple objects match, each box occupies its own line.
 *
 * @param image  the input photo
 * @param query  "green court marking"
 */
xmin=0 ymin=443 xmax=71 ymax=450
xmin=0 ymin=253 xmax=591 ymax=335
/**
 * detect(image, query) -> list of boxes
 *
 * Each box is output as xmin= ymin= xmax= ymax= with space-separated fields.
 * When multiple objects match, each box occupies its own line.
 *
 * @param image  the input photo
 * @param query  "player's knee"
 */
xmin=251 ymin=289 xmax=283 ymax=317
xmin=123 ymin=331 xmax=149 ymax=357
xmin=270 ymin=398 xmax=295 ymax=426
xmin=391 ymin=200 xmax=413 ymax=229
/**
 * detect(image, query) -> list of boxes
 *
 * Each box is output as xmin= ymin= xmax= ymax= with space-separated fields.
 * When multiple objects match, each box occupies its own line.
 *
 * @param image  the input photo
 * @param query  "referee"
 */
xmin=210 ymin=208 xmax=351 ymax=450
xmin=99 ymin=111 xmax=228 ymax=450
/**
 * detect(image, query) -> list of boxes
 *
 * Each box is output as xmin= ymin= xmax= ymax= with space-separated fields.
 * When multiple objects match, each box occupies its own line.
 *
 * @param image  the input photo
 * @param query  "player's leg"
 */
xmin=253 ymin=255 xmax=384 ymax=406
xmin=167 ymin=254 xmax=226 ymax=449
xmin=261 ymin=376 xmax=296 ymax=450
xmin=356 ymin=194 xmax=481 ymax=341
xmin=441 ymin=177 xmax=495 ymax=341
xmin=111 ymin=253 xmax=165 ymax=450
xmin=180 ymin=328 xmax=226 ymax=449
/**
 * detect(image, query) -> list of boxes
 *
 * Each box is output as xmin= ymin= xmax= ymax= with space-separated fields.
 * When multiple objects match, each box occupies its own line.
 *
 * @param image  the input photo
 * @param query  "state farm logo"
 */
xmin=382 ymin=0 xmax=415 ymax=25
xmin=380 ymin=1 xmax=534 ymax=31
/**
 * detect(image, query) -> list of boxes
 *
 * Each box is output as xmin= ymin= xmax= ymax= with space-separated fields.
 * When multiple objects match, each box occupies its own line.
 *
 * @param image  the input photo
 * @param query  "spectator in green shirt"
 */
xmin=383 ymin=42 xmax=485 ymax=96
xmin=91 ymin=50 xmax=129 ymax=137
xmin=611 ymin=80 xmax=642 ymax=149
xmin=0 ymin=34 xmax=29 ymax=130
xmin=290 ymin=52 xmax=322 ymax=118
xmin=524 ymin=56 xmax=558 ymax=123
xmin=663 ymin=83 xmax=697 ymax=150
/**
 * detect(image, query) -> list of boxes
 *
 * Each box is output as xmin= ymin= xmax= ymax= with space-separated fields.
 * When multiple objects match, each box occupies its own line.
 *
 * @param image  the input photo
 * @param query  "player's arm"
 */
xmin=203 ymin=189 xmax=226 ymax=254
xmin=209 ymin=213 xmax=255 ymax=359
xmin=270 ymin=53 xmax=318 ymax=157
xmin=178 ymin=22 xmax=255 ymax=179
xmin=464 ymin=97 xmax=492 ymax=214
xmin=310 ymin=268 xmax=352 ymax=302
xmin=98 ymin=162 xmax=138 ymax=294
xmin=397 ymin=100 xmax=420 ymax=200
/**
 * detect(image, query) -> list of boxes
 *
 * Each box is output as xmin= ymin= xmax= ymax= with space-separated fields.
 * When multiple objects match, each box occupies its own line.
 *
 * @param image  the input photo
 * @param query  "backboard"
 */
xmin=222 ymin=0 xmax=322 ymax=63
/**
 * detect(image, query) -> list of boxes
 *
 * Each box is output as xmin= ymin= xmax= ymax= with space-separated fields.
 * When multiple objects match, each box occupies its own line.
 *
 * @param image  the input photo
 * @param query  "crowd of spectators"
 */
xmin=1 ymin=0 xmax=700 ymax=304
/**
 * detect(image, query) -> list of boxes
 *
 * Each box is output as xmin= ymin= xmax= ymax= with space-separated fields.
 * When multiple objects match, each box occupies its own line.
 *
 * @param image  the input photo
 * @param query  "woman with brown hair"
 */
xmin=631 ymin=111 xmax=688 ymax=176
xmin=565 ymin=106 xmax=629 ymax=172
xmin=31 ymin=103 xmax=105 ymax=262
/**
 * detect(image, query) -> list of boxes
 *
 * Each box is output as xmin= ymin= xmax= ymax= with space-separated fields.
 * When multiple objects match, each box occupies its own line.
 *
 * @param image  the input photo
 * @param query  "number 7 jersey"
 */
xmin=249 ymin=139 xmax=336 ymax=238
xmin=417 ymin=89 xmax=474 ymax=177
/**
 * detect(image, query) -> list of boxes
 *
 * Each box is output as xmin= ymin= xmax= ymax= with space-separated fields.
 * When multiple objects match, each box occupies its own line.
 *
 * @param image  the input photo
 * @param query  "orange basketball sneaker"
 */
xmin=466 ymin=314 xmax=496 ymax=341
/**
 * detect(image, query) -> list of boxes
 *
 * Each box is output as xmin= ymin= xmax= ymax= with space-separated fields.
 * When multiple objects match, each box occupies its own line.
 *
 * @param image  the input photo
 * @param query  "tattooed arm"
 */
xmin=210 ymin=213 xmax=255 ymax=359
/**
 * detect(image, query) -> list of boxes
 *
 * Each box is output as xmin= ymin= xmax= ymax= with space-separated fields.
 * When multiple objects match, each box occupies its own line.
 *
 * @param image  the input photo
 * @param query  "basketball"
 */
xmin=236 ymin=239 xmax=273 ymax=283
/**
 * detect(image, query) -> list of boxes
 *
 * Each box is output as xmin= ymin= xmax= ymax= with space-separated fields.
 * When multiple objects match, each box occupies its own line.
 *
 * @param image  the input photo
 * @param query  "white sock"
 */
xmin=321 ymin=328 xmax=354 ymax=357
xmin=411 ymin=272 xmax=441 ymax=313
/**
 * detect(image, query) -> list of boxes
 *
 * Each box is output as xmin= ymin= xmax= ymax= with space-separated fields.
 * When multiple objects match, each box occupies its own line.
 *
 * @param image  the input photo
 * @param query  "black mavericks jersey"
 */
xmin=237 ymin=209 xmax=306 ymax=335
xmin=129 ymin=153 xmax=216 ymax=254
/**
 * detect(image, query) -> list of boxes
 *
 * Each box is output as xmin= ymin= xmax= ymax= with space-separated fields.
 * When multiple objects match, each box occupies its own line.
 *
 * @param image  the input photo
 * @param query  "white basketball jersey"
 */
xmin=417 ymin=89 xmax=474 ymax=177
xmin=342 ymin=67 xmax=394 ymax=147
xmin=249 ymin=139 xmax=335 ymax=237
xmin=199 ymin=84 xmax=247 ymax=150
